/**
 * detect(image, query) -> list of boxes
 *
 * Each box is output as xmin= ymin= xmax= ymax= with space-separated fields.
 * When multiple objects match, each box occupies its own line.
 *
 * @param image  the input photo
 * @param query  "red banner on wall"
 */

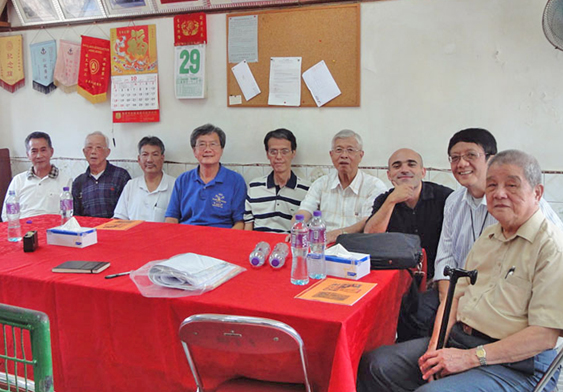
xmin=77 ymin=36 xmax=110 ymax=104
xmin=174 ymin=13 xmax=207 ymax=46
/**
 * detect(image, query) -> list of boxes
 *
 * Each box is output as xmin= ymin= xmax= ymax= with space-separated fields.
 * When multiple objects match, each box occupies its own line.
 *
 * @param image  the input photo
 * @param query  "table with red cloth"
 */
xmin=0 ymin=215 xmax=411 ymax=392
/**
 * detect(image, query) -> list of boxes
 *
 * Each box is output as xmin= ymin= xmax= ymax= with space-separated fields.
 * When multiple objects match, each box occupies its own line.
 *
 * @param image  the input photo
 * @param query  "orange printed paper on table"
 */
xmin=295 ymin=278 xmax=377 ymax=306
xmin=174 ymin=13 xmax=207 ymax=46
xmin=95 ymin=220 xmax=144 ymax=231
xmin=0 ymin=35 xmax=25 ymax=93
xmin=77 ymin=36 xmax=110 ymax=104
xmin=110 ymin=25 xmax=160 ymax=123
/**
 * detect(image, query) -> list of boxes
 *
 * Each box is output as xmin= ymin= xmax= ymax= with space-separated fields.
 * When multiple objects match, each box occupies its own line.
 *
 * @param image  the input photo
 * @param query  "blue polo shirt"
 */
xmin=165 ymin=165 xmax=247 ymax=228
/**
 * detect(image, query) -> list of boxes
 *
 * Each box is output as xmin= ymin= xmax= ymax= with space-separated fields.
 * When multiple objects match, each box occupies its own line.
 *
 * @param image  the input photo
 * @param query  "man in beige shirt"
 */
xmin=358 ymin=149 xmax=563 ymax=392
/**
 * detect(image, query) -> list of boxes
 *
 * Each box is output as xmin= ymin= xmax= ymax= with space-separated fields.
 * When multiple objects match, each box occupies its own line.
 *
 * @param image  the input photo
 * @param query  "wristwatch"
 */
xmin=476 ymin=345 xmax=487 ymax=366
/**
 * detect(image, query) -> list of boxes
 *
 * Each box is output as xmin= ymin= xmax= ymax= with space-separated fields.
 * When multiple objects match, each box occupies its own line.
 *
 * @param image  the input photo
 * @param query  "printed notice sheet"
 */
xmin=268 ymin=57 xmax=301 ymax=106
xmin=302 ymin=60 xmax=342 ymax=107
xmin=228 ymin=15 xmax=258 ymax=63
xmin=96 ymin=220 xmax=144 ymax=231
xmin=231 ymin=60 xmax=261 ymax=101
xmin=295 ymin=278 xmax=377 ymax=306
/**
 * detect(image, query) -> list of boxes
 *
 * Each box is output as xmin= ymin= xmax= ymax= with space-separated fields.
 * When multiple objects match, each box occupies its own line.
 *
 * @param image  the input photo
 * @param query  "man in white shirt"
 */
xmin=295 ymin=129 xmax=387 ymax=243
xmin=114 ymin=136 xmax=175 ymax=222
xmin=2 ymin=131 xmax=71 ymax=221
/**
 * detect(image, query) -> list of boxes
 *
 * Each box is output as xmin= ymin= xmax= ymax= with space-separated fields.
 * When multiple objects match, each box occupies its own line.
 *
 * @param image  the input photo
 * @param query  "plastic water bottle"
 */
xmin=269 ymin=242 xmax=289 ymax=269
xmin=249 ymin=241 xmax=271 ymax=267
xmin=6 ymin=190 xmax=22 ymax=242
xmin=308 ymin=210 xmax=327 ymax=280
xmin=290 ymin=214 xmax=309 ymax=285
xmin=60 ymin=186 xmax=73 ymax=226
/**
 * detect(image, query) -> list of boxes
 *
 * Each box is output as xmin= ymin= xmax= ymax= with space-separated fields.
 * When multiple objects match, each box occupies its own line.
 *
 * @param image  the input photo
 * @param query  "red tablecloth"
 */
xmin=0 ymin=215 xmax=410 ymax=392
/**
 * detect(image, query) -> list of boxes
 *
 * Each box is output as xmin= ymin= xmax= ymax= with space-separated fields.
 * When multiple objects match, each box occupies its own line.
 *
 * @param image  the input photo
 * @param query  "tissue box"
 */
xmin=326 ymin=251 xmax=370 ymax=280
xmin=47 ymin=226 xmax=98 ymax=248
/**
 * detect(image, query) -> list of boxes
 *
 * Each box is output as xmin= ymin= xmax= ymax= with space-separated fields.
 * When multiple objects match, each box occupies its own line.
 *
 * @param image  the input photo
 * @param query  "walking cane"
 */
xmin=436 ymin=265 xmax=478 ymax=349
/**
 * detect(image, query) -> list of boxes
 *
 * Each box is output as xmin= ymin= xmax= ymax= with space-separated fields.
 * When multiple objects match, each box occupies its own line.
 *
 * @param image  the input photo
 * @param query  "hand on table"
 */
xmin=326 ymin=229 xmax=342 ymax=245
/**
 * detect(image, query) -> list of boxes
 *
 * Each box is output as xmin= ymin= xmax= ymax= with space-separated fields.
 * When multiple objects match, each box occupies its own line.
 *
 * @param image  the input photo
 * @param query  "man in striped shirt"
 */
xmin=400 ymin=128 xmax=563 ymax=342
xmin=244 ymin=129 xmax=310 ymax=233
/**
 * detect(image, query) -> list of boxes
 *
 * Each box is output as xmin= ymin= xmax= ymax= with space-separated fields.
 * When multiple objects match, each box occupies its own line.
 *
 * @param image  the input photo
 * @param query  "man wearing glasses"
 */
xmin=72 ymin=131 xmax=131 ymax=218
xmin=165 ymin=124 xmax=246 ymax=228
xmin=400 ymin=128 xmax=563 ymax=342
xmin=244 ymin=129 xmax=310 ymax=233
xmin=295 ymin=129 xmax=387 ymax=243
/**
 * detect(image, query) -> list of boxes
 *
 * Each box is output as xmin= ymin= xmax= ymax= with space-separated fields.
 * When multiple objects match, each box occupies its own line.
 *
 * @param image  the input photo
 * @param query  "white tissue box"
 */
xmin=47 ymin=226 xmax=98 ymax=248
xmin=325 ymin=251 xmax=370 ymax=280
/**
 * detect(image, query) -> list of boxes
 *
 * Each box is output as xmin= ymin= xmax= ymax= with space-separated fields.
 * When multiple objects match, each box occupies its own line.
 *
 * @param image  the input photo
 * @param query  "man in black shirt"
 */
xmin=364 ymin=148 xmax=453 ymax=277
xmin=364 ymin=148 xmax=453 ymax=341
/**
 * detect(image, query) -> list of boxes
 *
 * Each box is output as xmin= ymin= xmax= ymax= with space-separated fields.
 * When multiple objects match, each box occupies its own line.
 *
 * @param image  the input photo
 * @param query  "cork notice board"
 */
xmin=226 ymin=3 xmax=360 ymax=107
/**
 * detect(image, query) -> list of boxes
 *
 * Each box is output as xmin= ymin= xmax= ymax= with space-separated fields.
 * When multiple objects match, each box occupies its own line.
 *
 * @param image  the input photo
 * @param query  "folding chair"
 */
xmin=533 ymin=343 xmax=563 ymax=392
xmin=0 ymin=304 xmax=53 ymax=392
xmin=179 ymin=314 xmax=312 ymax=392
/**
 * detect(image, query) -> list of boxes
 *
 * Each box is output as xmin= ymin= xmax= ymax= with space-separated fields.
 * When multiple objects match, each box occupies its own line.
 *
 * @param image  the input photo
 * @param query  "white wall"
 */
xmin=1 ymin=0 xmax=562 ymax=171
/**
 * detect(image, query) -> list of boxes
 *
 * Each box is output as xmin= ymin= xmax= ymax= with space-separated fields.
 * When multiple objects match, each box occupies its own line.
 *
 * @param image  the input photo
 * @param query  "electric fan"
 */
xmin=544 ymin=0 xmax=563 ymax=50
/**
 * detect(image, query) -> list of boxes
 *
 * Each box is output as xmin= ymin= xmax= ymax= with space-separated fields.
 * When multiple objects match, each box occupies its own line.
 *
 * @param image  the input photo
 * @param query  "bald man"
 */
xmin=364 ymin=148 xmax=453 ymax=341
xmin=364 ymin=148 xmax=453 ymax=279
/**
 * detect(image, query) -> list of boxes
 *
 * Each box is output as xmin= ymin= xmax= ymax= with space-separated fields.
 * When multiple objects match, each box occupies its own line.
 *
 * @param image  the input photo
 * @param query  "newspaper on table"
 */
xmin=130 ymin=253 xmax=245 ymax=298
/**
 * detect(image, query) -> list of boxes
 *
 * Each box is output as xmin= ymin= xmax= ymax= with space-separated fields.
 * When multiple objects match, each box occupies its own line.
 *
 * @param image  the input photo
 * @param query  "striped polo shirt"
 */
xmin=244 ymin=171 xmax=310 ymax=233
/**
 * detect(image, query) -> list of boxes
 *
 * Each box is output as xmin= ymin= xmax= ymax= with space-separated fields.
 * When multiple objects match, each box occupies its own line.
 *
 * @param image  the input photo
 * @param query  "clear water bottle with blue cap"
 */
xmin=291 ymin=214 xmax=309 ymax=285
xmin=269 ymin=242 xmax=289 ymax=269
xmin=307 ymin=210 xmax=327 ymax=279
xmin=249 ymin=241 xmax=271 ymax=267
xmin=60 ymin=186 xmax=73 ymax=226
xmin=6 ymin=190 xmax=22 ymax=242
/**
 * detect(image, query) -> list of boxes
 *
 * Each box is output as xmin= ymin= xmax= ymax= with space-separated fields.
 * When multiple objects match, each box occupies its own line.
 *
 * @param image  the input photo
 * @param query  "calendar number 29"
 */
xmin=179 ymin=49 xmax=200 ymax=74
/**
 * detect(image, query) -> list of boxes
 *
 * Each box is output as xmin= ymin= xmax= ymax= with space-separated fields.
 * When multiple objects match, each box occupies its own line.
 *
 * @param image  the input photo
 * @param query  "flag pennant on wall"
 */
xmin=30 ymin=40 xmax=58 ymax=94
xmin=174 ymin=13 xmax=207 ymax=46
xmin=77 ymin=35 xmax=110 ymax=104
xmin=54 ymin=40 xmax=81 ymax=93
xmin=0 ymin=35 xmax=25 ymax=93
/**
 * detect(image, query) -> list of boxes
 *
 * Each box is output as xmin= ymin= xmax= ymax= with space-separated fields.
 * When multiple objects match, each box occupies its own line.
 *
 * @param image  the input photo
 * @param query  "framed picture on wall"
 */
xmin=55 ymin=0 xmax=106 ymax=20
xmin=12 ymin=0 xmax=62 ymax=25
xmin=153 ymin=0 xmax=205 ymax=14
xmin=101 ymin=0 xmax=154 ymax=16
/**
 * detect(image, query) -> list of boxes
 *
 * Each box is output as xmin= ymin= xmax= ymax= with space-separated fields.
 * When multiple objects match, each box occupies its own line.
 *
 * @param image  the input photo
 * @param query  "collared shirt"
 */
xmin=165 ymin=165 xmax=246 ymax=228
xmin=244 ymin=171 xmax=310 ymax=233
xmin=456 ymin=209 xmax=563 ymax=340
xmin=72 ymin=161 xmax=131 ymax=218
xmin=1 ymin=165 xmax=71 ymax=221
xmin=433 ymin=187 xmax=563 ymax=281
xmin=113 ymin=173 xmax=176 ymax=222
xmin=366 ymin=181 xmax=453 ymax=278
xmin=298 ymin=170 xmax=387 ymax=231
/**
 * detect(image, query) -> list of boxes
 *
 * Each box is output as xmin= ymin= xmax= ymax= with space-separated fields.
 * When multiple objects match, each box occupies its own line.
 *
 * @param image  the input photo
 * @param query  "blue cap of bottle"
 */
xmin=295 ymin=214 xmax=304 ymax=221
xmin=313 ymin=210 xmax=322 ymax=217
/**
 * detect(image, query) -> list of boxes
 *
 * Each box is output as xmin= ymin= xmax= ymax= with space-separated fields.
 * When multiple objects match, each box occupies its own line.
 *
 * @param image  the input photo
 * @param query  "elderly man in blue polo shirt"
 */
xmin=165 ymin=124 xmax=246 ymax=228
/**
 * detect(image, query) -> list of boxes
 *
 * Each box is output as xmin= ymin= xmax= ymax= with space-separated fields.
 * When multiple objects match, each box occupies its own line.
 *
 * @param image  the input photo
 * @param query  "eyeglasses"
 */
xmin=268 ymin=148 xmax=292 ymax=157
xmin=332 ymin=147 xmax=361 ymax=155
xmin=448 ymin=151 xmax=485 ymax=164
xmin=84 ymin=146 xmax=107 ymax=153
xmin=195 ymin=142 xmax=221 ymax=150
